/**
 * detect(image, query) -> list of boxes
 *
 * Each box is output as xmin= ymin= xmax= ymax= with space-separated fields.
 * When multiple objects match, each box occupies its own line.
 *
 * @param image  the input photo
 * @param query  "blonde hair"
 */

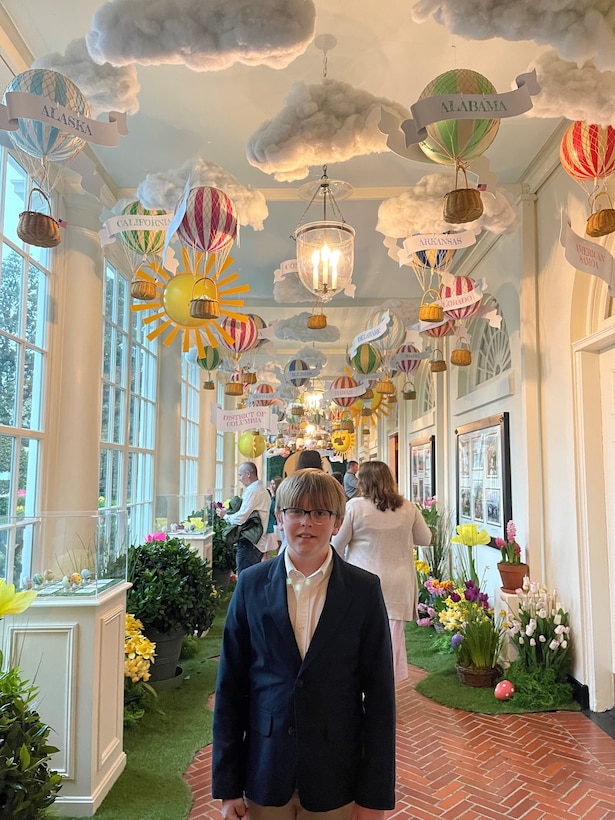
xmin=276 ymin=468 xmax=346 ymax=518
xmin=357 ymin=460 xmax=404 ymax=512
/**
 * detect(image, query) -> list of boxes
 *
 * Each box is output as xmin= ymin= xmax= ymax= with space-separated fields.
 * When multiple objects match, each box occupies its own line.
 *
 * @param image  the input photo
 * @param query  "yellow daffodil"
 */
xmin=451 ymin=524 xmax=491 ymax=548
xmin=0 ymin=579 xmax=37 ymax=616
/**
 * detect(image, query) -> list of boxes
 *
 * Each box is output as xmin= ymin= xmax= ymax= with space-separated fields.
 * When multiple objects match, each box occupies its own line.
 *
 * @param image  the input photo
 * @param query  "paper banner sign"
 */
xmin=379 ymin=70 xmax=540 ymax=152
xmin=349 ymin=311 xmax=390 ymax=357
xmin=163 ymin=177 xmax=191 ymax=261
xmin=439 ymin=278 xmax=487 ymax=313
xmin=0 ymin=91 xmax=127 ymax=146
xmin=401 ymin=229 xmax=479 ymax=257
xmin=559 ymin=213 xmax=615 ymax=296
xmin=283 ymin=368 xmax=313 ymax=383
xmin=210 ymin=405 xmax=278 ymax=434
xmin=323 ymin=379 xmax=369 ymax=400
xmin=274 ymin=259 xmax=298 ymax=282
xmin=99 ymin=212 xmax=174 ymax=246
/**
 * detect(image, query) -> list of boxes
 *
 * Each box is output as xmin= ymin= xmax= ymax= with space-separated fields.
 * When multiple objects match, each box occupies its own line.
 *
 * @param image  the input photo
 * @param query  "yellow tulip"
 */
xmin=0 ymin=579 xmax=37 ymax=616
xmin=451 ymin=523 xmax=490 ymax=547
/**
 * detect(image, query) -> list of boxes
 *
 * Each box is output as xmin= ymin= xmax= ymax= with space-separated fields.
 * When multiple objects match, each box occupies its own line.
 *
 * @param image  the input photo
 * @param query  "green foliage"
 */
xmin=454 ymin=607 xmax=504 ymax=670
xmin=505 ymin=664 xmax=575 ymax=711
xmin=179 ymin=634 xmax=200 ymax=660
xmin=211 ymin=508 xmax=235 ymax=571
xmin=0 ymin=662 xmax=62 ymax=817
xmin=416 ymin=499 xmax=452 ymax=581
xmin=126 ymin=536 xmax=220 ymax=636
xmin=123 ymin=679 xmax=161 ymax=728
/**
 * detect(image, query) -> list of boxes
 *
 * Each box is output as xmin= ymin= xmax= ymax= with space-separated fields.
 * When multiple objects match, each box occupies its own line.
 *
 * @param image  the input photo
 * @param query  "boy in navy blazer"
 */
xmin=212 ymin=469 xmax=396 ymax=819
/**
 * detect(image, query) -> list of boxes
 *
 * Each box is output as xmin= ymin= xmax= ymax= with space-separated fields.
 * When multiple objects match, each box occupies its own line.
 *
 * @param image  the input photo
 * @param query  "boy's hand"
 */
xmin=352 ymin=807 xmax=385 ymax=820
xmin=221 ymin=798 xmax=248 ymax=818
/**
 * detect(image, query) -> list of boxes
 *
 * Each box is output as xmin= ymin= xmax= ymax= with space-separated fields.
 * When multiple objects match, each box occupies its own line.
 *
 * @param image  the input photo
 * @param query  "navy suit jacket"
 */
xmin=211 ymin=548 xmax=396 ymax=812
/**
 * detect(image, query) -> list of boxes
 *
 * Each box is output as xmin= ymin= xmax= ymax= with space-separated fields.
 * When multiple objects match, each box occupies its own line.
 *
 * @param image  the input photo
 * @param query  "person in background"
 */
xmin=266 ymin=476 xmax=283 ymax=556
xmin=212 ymin=469 xmax=396 ymax=819
xmin=295 ymin=449 xmax=323 ymax=470
xmin=343 ymin=460 xmax=359 ymax=499
xmin=332 ymin=471 xmax=344 ymax=486
xmin=217 ymin=462 xmax=271 ymax=574
xmin=332 ymin=460 xmax=431 ymax=685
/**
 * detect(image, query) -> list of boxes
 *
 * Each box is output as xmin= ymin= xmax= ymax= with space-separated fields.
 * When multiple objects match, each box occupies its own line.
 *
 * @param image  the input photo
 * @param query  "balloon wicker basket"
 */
xmin=418 ymin=288 xmax=444 ymax=322
xmin=443 ymin=188 xmax=483 ymax=224
xmin=17 ymin=188 xmax=61 ymax=249
xmin=451 ymin=346 xmax=472 ymax=366
xmin=225 ymin=382 xmax=243 ymax=396
xmin=202 ymin=379 xmax=215 ymax=390
xmin=307 ymin=312 xmax=327 ymax=329
xmin=130 ymin=277 xmax=157 ymax=301
xmin=586 ymin=192 xmax=615 ymax=237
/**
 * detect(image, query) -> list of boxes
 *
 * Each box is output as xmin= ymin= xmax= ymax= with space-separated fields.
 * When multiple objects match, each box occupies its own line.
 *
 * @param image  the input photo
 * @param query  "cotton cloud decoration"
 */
xmin=246 ymin=78 xmax=411 ymax=182
xmin=273 ymin=272 xmax=313 ymax=304
xmin=137 ymin=157 xmax=268 ymax=231
xmin=32 ymin=37 xmax=140 ymax=118
xmin=376 ymin=174 xmax=516 ymax=240
xmin=411 ymin=0 xmax=615 ymax=72
xmin=525 ymin=50 xmax=615 ymax=126
xmin=275 ymin=312 xmax=340 ymax=343
xmin=86 ymin=0 xmax=316 ymax=71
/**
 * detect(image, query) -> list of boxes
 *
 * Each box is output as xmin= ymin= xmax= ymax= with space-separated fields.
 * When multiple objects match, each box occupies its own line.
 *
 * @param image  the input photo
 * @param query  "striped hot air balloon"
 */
xmin=197 ymin=345 xmax=221 ymax=372
xmin=394 ymin=344 xmax=421 ymax=375
xmin=176 ymin=186 xmax=238 ymax=254
xmin=284 ymin=359 xmax=310 ymax=387
xmin=417 ymin=69 xmax=500 ymax=167
xmin=248 ymin=313 xmax=268 ymax=348
xmin=117 ymin=201 xmax=167 ymax=260
xmin=351 ymin=343 xmax=382 ymax=375
xmin=440 ymin=276 xmax=482 ymax=321
xmin=251 ymin=383 xmax=275 ymax=406
xmin=410 ymin=242 xmax=457 ymax=274
xmin=4 ymin=69 xmax=90 ymax=163
xmin=330 ymin=375 xmax=359 ymax=408
xmin=423 ymin=319 xmax=456 ymax=338
xmin=560 ymin=121 xmax=615 ymax=182
xmin=218 ymin=315 xmax=259 ymax=354
xmin=366 ymin=310 xmax=406 ymax=353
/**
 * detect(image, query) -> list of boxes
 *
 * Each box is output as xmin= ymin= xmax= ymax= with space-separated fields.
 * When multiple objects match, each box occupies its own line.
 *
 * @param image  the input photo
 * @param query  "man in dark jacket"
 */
xmin=212 ymin=469 xmax=396 ymax=819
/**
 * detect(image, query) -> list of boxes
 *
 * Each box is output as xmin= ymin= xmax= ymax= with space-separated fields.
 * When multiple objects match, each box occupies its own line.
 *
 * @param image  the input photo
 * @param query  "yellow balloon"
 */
xmin=163 ymin=273 xmax=212 ymax=327
xmin=238 ymin=430 xmax=267 ymax=458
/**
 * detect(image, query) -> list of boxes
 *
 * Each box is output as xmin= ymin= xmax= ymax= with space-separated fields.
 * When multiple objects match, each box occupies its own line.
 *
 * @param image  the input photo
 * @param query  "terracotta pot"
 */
xmin=456 ymin=663 xmax=502 ymax=688
xmin=497 ymin=562 xmax=529 ymax=593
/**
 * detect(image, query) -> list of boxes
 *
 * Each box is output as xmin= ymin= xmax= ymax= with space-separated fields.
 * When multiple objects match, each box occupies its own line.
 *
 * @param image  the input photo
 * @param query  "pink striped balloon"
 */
xmin=440 ymin=276 xmax=482 ymax=321
xmin=423 ymin=319 xmax=456 ymax=338
xmin=251 ymin=383 xmax=275 ymax=406
xmin=394 ymin=344 xmax=421 ymax=375
xmin=176 ymin=186 xmax=238 ymax=253
xmin=330 ymin=375 xmax=359 ymax=408
xmin=219 ymin=316 xmax=259 ymax=354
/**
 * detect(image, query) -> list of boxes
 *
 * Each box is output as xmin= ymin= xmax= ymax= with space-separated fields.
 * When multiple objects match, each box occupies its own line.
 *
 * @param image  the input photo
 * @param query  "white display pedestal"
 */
xmin=497 ymin=588 xmax=521 ymax=667
xmin=177 ymin=530 xmax=213 ymax=565
xmin=0 ymin=581 xmax=130 ymax=817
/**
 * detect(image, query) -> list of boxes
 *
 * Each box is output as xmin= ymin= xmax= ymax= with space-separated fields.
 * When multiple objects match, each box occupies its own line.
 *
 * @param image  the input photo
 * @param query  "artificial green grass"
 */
xmin=405 ymin=621 xmax=581 ymax=715
xmin=73 ymin=611 xmax=226 ymax=820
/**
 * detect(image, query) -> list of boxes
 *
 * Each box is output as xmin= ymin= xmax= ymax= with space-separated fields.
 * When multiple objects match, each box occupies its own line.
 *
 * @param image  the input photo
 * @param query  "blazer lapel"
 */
xmin=300 ymin=550 xmax=353 ymax=671
xmin=264 ymin=556 xmax=302 ymax=666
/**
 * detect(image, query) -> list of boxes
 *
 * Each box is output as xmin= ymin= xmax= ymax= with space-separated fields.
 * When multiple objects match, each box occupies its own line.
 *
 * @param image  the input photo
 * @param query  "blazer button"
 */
xmin=287 ymin=726 xmax=296 ymax=736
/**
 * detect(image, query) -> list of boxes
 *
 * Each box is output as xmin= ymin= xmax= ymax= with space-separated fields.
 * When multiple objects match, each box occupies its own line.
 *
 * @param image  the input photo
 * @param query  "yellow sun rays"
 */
xmin=342 ymin=366 xmax=390 ymax=428
xmin=130 ymin=249 xmax=250 ymax=356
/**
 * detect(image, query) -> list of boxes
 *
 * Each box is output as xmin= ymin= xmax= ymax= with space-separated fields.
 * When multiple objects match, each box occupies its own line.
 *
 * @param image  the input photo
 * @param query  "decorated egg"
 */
xmin=81 ymin=569 xmax=91 ymax=583
xmin=70 ymin=572 xmax=82 ymax=586
xmin=32 ymin=573 xmax=44 ymax=586
xmin=43 ymin=569 xmax=55 ymax=582
xmin=494 ymin=679 xmax=515 ymax=700
xmin=62 ymin=575 xmax=71 ymax=590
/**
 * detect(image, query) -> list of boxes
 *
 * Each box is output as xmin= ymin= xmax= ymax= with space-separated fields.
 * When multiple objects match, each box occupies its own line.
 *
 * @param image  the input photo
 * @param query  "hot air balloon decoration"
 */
xmin=197 ymin=344 xmax=221 ymax=389
xmin=284 ymin=359 xmax=311 ymax=388
xmin=418 ymin=69 xmax=499 ymax=224
xmin=350 ymin=344 xmax=382 ymax=376
xmin=238 ymin=430 xmax=267 ymax=459
xmin=116 ymin=201 xmax=169 ymax=300
xmin=560 ymin=121 xmax=615 ymax=237
xmin=251 ymin=383 xmax=276 ymax=406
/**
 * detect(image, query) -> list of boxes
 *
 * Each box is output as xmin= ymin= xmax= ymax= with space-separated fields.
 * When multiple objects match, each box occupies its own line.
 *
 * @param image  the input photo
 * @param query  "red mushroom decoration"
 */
xmin=494 ymin=679 xmax=515 ymax=701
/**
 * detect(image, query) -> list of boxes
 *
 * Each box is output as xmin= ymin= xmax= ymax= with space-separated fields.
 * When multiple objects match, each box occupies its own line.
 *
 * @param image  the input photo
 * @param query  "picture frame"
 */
xmin=455 ymin=413 xmax=511 ymax=543
xmin=409 ymin=435 xmax=435 ymax=504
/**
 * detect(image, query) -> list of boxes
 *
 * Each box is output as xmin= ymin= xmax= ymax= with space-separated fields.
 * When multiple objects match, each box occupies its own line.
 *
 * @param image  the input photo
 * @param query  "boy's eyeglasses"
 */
xmin=282 ymin=508 xmax=335 ymax=524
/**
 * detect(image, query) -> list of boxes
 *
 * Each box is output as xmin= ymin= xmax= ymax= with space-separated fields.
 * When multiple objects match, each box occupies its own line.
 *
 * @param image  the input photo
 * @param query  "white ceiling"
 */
xmin=0 ymin=1 xmax=564 ymax=381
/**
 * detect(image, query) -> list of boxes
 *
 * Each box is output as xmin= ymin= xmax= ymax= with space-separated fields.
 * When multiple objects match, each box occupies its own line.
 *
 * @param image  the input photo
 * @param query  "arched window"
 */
xmin=458 ymin=295 xmax=511 ymax=396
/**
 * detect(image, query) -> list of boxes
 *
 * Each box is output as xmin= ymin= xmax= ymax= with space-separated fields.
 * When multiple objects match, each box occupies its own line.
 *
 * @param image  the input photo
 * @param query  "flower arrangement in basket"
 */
xmin=504 ymin=580 xmax=573 ymax=709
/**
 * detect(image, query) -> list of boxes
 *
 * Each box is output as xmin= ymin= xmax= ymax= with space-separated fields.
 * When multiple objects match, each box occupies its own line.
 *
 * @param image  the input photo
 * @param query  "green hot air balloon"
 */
xmin=351 ymin=343 xmax=382 ymax=376
xmin=417 ymin=69 xmax=500 ymax=167
xmin=117 ymin=200 xmax=167 ymax=273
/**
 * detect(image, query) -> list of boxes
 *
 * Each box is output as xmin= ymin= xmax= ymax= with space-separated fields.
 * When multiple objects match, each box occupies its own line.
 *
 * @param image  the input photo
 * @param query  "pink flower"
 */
xmin=495 ymin=537 xmax=506 ymax=549
xmin=506 ymin=520 xmax=517 ymax=542
xmin=145 ymin=532 xmax=166 ymax=542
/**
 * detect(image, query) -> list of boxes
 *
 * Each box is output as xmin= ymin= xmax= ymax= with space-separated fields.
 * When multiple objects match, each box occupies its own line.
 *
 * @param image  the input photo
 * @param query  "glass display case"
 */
xmin=0 ymin=510 xmax=128 ymax=596
xmin=152 ymin=493 xmax=214 ymax=538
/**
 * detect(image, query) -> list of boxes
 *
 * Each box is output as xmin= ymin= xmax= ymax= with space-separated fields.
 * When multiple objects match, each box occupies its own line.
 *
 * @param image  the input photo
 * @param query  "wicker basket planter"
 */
xmin=456 ymin=663 xmax=502 ymax=688
xmin=17 ymin=187 xmax=61 ymax=248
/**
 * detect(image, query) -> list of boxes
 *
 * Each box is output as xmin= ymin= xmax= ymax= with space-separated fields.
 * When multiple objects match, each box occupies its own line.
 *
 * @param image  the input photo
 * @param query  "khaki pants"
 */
xmin=248 ymin=793 xmax=354 ymax=819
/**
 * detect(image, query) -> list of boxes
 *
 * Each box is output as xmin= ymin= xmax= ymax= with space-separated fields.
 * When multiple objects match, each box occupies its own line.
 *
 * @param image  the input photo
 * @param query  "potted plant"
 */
xmin=211 ymin=500 xmax=237 ymax=585
xmin=441 ymin=579 xmax=504 ymax=688
xmin=126 ymin=534 xmax=220 ymax=683
xmin=495 ymin=520 xmax=529 ymax=593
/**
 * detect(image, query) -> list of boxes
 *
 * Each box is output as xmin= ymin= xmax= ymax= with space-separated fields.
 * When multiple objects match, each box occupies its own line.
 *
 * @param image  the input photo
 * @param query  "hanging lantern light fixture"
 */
xmin=293 ymin=167 xmax=355 ymax=328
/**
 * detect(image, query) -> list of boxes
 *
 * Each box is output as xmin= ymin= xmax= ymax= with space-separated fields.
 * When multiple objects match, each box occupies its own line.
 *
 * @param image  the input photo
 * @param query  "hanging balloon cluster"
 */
xmin=217 ymin=315 xmax=260 ymax=396
xmin=560 ymin=121 xmax=615 ymax=238
xmin=409 ymin=239 xmax=457 ymax=323
xmin=115 ymin=201 xmax=168 ymax=300
xmin=3 ymin=69 xmax=91 ymax=248
xmin=418 ymin=68 xmax=500 ymax=224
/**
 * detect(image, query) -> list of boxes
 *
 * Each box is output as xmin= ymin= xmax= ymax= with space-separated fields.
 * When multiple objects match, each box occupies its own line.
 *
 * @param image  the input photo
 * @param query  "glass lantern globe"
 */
xmin=295 ymin=220 xmax=355 ymax=303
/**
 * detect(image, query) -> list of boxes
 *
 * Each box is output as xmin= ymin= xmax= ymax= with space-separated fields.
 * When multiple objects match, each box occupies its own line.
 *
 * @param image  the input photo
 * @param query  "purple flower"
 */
xmin=450 ymin=591 xmax=461 ymax=603
xmin=451 ymin=633 xmax=464 ymax=649
xmin=416 ymin=617 xmax=433 ymax=627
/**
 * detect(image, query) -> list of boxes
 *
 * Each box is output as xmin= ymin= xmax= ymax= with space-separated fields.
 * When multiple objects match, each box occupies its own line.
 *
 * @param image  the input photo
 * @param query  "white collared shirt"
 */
xmin=284 ymin=548 xmax=333 ymax=659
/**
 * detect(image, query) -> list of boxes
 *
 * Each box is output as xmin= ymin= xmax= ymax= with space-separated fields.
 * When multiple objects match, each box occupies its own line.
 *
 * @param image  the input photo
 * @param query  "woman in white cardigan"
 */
xmin=332 ymin=460 xmax=432 ymax=684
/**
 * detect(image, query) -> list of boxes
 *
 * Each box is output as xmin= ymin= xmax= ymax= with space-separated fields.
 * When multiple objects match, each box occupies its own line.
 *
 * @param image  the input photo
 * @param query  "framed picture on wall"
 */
xmin=409 ymin=435 xmax=435 ymax=504
xmin=455 ymin=413 xmax=511 ymax=542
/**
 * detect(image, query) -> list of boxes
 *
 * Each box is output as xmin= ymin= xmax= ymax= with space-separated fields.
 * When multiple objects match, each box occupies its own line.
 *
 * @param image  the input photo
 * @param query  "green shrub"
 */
xmin=0 ymin=664 xmax=62 ymax=817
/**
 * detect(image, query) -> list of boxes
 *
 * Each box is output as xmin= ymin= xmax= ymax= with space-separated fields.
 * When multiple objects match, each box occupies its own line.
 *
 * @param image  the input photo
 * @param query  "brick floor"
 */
xmin=185 ymin=664 xmax=615 ymax=819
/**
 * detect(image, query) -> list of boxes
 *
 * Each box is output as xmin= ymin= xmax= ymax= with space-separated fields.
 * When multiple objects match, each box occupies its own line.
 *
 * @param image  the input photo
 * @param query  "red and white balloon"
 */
xmin=440 ymin=276 xmax=482 ymax=322
xmin=176 ymin=186 xmax=238 ymax=254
